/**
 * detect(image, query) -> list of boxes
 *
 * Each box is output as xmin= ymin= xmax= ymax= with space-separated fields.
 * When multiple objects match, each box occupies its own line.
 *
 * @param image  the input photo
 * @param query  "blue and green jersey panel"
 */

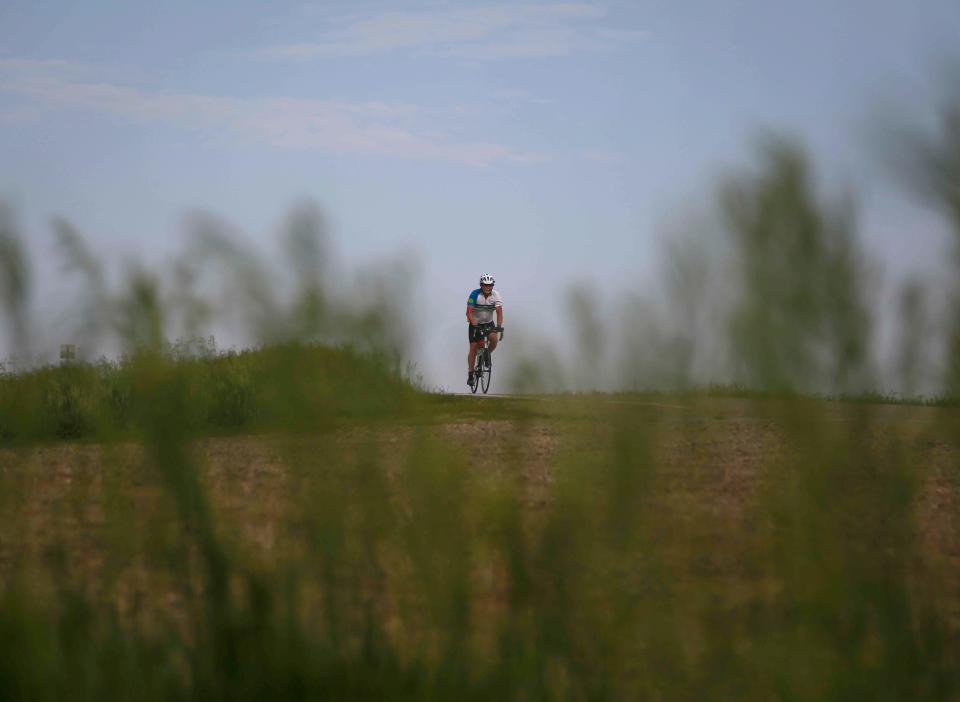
xmin=467 ymin=288 xmax=502 ymax=324
xmin=467 ymin=288 xmax=501 ymax=309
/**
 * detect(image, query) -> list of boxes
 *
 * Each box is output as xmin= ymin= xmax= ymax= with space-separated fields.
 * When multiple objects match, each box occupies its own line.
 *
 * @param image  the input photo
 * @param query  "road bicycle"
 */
xmin=469 ymin=325 xmax=503 ymax=395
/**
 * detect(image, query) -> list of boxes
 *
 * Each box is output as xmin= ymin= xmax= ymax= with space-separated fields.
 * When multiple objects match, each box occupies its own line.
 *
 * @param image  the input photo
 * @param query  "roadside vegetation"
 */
xmin=0 ymin=343 xmax=417 ymax=444
xmin=1 ymin=83 xmax=959 ymax=701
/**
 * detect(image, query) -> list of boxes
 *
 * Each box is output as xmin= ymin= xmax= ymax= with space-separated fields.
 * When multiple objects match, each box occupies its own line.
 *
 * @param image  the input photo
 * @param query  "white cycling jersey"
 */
xmin=467 ymin=288 xmax=503 ymax=325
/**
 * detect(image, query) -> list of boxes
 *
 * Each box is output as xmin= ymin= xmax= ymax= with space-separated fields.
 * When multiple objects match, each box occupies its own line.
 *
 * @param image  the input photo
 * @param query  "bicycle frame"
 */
xmin=470 ymin=326 xmax=500 ymax=394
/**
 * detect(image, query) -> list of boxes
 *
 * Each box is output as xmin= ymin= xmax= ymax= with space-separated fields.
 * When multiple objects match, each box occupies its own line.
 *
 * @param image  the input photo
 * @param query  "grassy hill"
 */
xmin=1 ymin=381 xmax=958 ymax=700
xmin=0 ymin=342 xmax=419 ymax=444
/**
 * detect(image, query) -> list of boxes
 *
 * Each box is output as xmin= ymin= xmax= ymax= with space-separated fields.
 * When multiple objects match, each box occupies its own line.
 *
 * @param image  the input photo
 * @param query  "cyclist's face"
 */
xmin=481 ymin=283 xmax=493 ymax=294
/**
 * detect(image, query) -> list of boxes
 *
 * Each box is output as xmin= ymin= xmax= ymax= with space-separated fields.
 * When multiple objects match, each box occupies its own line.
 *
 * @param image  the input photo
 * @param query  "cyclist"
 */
xmin=467 ymin=274 xmax=503 ymax=386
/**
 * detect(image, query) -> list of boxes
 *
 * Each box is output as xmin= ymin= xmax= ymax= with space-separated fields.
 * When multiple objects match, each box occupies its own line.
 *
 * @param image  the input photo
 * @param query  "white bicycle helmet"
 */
xmin=479 ymin=274 xmax=495 ymax=285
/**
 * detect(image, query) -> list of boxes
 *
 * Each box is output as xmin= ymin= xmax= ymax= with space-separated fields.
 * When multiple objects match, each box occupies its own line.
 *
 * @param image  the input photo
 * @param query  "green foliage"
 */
xmin=0 ymin=343 xmax=415 ymax=443
xmin=721 ymin=137 xmax=874 ymax=394
xmin=0 ymin=202 xmax=30 ymax=357
xmin=911 ymin=93 xmax=960 ymax=394
xmin=0 ymin=394 xmax=956 ymax=700
xmin=4 ymin=85 xmax=960 ymax=699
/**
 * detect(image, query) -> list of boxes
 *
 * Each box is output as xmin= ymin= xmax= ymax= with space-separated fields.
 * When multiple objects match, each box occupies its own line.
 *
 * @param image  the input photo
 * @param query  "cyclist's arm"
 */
xmin=466 ymin=305 xmax=478 ymax=326
xmin=496 ymin=306 xmax=503 ymax=327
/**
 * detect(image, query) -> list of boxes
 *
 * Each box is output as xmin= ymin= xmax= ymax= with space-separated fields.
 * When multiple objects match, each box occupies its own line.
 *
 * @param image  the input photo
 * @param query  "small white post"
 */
xmin=60 ymin=344 xmax=76 ymax=365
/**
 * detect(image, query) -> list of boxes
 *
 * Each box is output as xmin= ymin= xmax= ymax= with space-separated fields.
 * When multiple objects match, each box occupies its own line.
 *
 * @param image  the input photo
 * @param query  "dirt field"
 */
xmin=2 ymin=395 xmax=958 ymax=629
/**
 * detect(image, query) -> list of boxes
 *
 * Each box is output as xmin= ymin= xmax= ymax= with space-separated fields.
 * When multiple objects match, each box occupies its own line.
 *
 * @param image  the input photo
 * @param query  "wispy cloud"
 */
xmin=581 ymin=149 xmax=622 ymax=164
xmin=0 ymin=57 xmax=94 ymax=76
xmin=0 ymin=107 xmax=41 ymax=124
xmin=491 ymin=88 xmax=553 ymax=104
xmin=0 ymin=58 xmax=541 ymax=167
xmin=260 ymin=3 xmax=646 ymax=61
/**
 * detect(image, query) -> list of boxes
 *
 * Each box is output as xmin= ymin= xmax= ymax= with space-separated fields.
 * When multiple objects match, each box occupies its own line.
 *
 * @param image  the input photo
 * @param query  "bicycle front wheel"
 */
xmin=480 ymin=351 xmax=492 ymax=394
xmin=470 ymin=356 xmax=482 ymax=394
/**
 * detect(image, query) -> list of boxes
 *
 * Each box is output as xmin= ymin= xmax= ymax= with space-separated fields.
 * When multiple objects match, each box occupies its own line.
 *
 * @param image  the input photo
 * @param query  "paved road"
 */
xmin=442 ymin=394 xmax=943 ymax=423
xmin=447 ymin=393 xmax=689 ymax=409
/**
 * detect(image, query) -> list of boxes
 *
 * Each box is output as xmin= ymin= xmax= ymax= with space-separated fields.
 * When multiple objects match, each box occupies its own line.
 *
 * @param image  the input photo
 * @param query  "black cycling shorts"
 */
xmin=469 ymin=322 xmax=496 ymax=343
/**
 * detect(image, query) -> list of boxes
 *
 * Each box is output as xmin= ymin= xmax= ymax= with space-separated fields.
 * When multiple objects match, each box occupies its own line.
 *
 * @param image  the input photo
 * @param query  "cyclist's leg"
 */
xmin=468 ymin=340 xmax=480 ymax=373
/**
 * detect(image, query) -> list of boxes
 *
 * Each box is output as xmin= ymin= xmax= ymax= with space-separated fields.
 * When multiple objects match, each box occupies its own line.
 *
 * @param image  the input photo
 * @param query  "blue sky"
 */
xmin=1 ymin=0 xmax=959 ymax=388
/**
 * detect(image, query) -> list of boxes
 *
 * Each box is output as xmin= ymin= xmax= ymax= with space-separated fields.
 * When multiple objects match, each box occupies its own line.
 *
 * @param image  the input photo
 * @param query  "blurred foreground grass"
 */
xmin=2 ymin=86 xmax=960 ymax=700
xmin=1 ymin=381 xmax=958 ymax=700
